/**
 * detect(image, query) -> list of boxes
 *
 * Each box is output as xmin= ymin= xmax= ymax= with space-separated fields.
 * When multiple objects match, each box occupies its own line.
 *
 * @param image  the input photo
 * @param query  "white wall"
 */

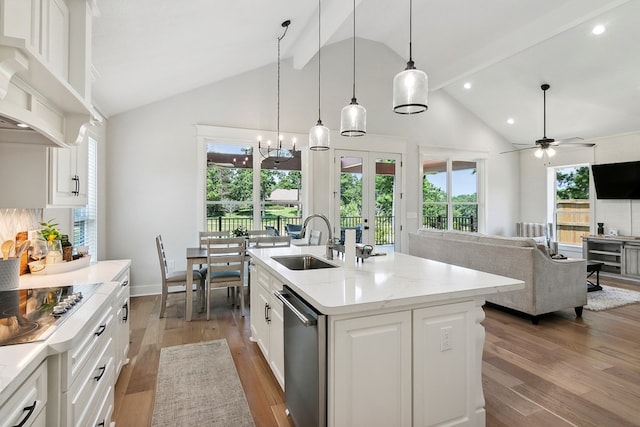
xmin=104 ymin=39 xmax=519 ymax=295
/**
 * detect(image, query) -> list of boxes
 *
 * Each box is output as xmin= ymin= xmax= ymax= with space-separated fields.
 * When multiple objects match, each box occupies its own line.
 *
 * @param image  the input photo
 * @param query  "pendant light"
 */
xmin=258 ymin=20 xmax=296 ymax=165
xmin=340 ymin=0 xmax=366 ymax=136
xmin=393 ymin=0 xmax=428 ymax=114
xmin=309 ymin=0 xmax=330 ymax=150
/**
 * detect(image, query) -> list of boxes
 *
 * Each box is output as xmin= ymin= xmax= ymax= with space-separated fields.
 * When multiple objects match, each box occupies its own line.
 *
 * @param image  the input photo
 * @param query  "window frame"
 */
xmin=419 ymin=148 xmax=486 ymax=233
xmin=196 ymin=125 xmax=308 ymax=233
xmin=546 ymin=163 xmax=591 ymax=247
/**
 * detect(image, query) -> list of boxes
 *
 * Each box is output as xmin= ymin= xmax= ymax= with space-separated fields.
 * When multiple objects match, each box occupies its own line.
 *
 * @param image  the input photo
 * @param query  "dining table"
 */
xmin=185 ymin=247 xmax=207 ymax=321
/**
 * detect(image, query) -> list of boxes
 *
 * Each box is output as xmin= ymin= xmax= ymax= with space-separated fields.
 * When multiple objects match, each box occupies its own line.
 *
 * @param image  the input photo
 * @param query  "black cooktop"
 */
xmin=0 ymin=283 xmax=101 ymax=346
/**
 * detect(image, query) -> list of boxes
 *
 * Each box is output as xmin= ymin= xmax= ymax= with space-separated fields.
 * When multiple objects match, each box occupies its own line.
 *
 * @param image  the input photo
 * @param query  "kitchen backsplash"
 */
xmin=0 ymin=209 xmax=42 ymax=243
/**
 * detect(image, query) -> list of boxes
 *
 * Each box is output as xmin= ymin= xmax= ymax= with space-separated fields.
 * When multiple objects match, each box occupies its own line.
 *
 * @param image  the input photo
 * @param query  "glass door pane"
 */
xmin=338 ymin=154 xmax=364 ymax=243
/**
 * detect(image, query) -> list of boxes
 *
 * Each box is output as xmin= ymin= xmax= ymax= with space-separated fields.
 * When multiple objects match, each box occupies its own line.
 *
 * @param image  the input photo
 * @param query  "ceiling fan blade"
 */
xmin=552 ymin=136 xmax=584 ymax=145
xmin=500 ymin=146 xmax=538 ymax=154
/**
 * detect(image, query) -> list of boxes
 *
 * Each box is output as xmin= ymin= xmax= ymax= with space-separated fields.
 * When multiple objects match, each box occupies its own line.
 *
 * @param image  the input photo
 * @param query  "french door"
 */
xmin=334 ymin=150 xmax=401 ymax=251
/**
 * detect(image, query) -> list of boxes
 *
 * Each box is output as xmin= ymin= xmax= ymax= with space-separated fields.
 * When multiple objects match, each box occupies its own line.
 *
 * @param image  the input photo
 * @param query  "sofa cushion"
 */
xmin=443 ymin=230 xmax=481 ymax=242
xmin=478 ymin=235 xmax=537 ymax=248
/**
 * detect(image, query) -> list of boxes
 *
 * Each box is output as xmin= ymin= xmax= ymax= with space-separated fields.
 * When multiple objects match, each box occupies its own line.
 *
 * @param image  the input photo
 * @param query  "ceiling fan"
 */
xmin=501 ymin=84 xmax=595 ymax=159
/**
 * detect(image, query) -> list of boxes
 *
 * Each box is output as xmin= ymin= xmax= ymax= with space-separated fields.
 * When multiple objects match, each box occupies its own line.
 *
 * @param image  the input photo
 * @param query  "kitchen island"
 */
xmin=248 ymin=245 xmax=524 ymax=427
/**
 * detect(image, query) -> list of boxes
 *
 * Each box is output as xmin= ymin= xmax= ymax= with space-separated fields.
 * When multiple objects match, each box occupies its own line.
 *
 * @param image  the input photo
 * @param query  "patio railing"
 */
xmin=422 ymin=215 xmax=478 ymax=232
xmin=206 ymin=215 xmax=395 ymax=245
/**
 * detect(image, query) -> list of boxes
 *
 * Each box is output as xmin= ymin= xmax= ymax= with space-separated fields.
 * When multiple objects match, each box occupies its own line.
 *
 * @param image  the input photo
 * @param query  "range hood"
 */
xmin=0 ymin=46 xmax=91 ymax=148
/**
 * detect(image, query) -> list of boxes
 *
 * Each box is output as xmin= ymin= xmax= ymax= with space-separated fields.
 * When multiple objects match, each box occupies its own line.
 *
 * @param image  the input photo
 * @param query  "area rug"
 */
xmin=584 ymin=285 xmax=640 ymax=311
xmin=151 ymin=340 xmax=255 ymax=427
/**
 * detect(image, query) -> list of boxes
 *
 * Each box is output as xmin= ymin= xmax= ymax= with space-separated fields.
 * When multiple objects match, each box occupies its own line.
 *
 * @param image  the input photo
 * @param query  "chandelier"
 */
xmin=258 ymin=20 xmax=297 ymax=165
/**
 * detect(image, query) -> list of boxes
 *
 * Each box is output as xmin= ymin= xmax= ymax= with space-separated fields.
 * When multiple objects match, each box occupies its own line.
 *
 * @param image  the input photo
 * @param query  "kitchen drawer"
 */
xmin=88 ymin=381 xmax=115 ymax=427
xmin=68 ymin=305 xmax=114 ymax=387
xmin=67 ymin=338 xmax=115 ymax=427
xmin=0 ymin=361 xmax=47 ymax=427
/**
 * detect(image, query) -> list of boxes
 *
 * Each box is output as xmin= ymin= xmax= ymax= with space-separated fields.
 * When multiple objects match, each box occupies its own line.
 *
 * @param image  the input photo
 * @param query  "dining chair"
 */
xmin=309 ymin=230 xmax=322 ymax=246
xmin=205 ymin=237 xmax=247 ymax=320
xmin=198 ymin=231 xmax=231 ymax=275
xmin=247 ymin=229 xmax=274 ymax=238
xmin=252 ymin=235 xmax=291 ymax=248
xmin=156 ymin=235 xmax=205 ymax=318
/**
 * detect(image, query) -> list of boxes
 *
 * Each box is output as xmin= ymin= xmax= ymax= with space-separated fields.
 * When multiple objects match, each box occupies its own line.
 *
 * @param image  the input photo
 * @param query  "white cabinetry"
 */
xmin=0 ymin=0 xmax=92 ymax=148
xmin=48 ymin=137 xmax=88 ymax=206
xmin=48 ymin=290 xmax=115 ymax=427
xmin=331 ymin=311 xmax=412 ymax=427
xmin=0 ymin=361 xmax=47 ymax=427
xmin=329 ymin=300 xmax=485 ymax=427
xmin=113 ymin=268 xmax=131 ymax=376
xmin=249 ymin=262 xmax=285 ymax=389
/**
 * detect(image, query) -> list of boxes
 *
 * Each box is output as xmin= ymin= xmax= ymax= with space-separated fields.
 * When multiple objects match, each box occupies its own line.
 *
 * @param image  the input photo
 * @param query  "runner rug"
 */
xmin=151 ymin=339 xmax=255 ymax=427
xmin=584 ymin=284 xmax=640 ymax=311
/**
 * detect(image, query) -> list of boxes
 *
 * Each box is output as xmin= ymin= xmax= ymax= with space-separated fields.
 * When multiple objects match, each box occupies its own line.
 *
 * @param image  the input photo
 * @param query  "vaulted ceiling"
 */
xmin=92 ymin=0 xmax=640 ymax=148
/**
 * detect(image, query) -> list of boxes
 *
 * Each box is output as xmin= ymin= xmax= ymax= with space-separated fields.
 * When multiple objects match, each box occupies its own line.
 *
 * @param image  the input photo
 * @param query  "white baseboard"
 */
xmin=131 ymin=283 xmax=161 ymax=297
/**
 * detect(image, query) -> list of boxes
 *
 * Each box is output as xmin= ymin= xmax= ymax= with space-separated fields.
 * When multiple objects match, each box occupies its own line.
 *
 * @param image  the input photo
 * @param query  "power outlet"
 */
xmin=167 ymin=259 xmax=175 ymax=270
xmin=440 ymin=326 xmax=452 ymax=352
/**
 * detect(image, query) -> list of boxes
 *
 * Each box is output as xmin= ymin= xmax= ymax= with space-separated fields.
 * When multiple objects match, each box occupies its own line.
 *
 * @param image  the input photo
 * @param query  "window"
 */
xmin=205 ymin=142 xmax=302 ymax=235
xmin=422 ymin=158 xmax=479 ymax=232
xmin=553 ymin=165 xmax=590 ymax=245
xmin=73 ymin=137 xmax=97 ymax=260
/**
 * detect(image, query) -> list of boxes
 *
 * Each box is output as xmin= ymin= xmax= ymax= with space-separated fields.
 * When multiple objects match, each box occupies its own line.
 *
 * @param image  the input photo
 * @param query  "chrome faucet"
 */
xmin=300 ymin=213 xmax=335 ymax=260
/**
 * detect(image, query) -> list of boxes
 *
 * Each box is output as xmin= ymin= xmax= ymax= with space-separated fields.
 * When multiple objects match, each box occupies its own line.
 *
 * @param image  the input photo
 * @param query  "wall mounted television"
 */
xmin=591 ymin=161 xmax=640 ymax=199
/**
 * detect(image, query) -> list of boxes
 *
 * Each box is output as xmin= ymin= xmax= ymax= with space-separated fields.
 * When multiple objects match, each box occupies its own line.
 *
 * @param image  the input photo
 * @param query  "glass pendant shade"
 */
xmin=309 ymin=120 xmax=330 ymax=150
xmin=393 ymin=64 xmax=428 ymax=114
xmin=534 ymin=148 xmax=544 ymax=158
xmin=340 ymin=101 xmax=366 ymax=136
xmin=547 ymin=147 xmax=556 ymax=157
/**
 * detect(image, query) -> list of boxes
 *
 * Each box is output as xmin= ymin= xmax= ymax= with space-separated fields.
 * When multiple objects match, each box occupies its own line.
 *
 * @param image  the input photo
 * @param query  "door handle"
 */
xmin=12 ymin=400 xmax=36 ymax=427
xmin=274 ymin=290 xmax=316 ymax=327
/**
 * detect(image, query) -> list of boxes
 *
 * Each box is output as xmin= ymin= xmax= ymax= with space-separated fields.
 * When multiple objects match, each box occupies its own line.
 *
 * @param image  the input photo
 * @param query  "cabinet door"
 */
xmin=331 ymin=311 xmax=412 ymax=427
xmin=268 ymin=294 xmax=285 ymax=390
xmin=413 ymin=301 xmax=481 ymax=427
xmin=624 ymin=245 xmax=640 ymax=278
xmin=114 ymin=280 xmax=130 ymax=377
xmin=48 ymin=138 xmax=88 ymax=206
xmin=44 ymin=0 xmax=69 ymax=79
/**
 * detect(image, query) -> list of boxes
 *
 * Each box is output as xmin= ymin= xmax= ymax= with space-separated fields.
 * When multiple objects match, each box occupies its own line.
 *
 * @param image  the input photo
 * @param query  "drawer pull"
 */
xmin=95 ymin=324 xmax=107 ymax=336
xmin=96 ymin=420 xmax=105 ymax=427
xmin=94 ymin=365 xmax=106 ymax=381
xmin=122 ymin=279 xmax=129 ymax=287
xmin=12 ymin=400 xmax=36 ymax=427
xmin=123 ymin=301 xmax=129 ymax=321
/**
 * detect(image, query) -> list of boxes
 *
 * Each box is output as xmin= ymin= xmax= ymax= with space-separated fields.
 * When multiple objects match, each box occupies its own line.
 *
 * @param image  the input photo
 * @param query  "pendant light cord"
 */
xmin=408 ymin=0 xmax=413 ymax=63
xmin=351 ymin=0 xmax=356 ymax=101
xmin=317 ymin=0 xmax=322 ymax=123
xmin=277 ymin=23 xmax=288 ymax=148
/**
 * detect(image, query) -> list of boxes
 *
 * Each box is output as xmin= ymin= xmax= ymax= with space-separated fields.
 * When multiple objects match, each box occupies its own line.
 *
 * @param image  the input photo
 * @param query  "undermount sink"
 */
xmin=271 ymin=255 xmax=337 ymax=270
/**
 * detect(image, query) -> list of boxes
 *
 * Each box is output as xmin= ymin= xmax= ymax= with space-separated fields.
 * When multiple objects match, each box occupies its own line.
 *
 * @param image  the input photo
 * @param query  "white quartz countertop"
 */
xmin=0 ymin=260 xmax=130 ymax=405
xmin=248 ymin=246 xmax=525 ymax=315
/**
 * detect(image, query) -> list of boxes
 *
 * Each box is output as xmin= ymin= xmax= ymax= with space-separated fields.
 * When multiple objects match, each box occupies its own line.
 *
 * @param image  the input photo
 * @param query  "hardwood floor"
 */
xmin=113 ymin=278 xmax=640 ymax=427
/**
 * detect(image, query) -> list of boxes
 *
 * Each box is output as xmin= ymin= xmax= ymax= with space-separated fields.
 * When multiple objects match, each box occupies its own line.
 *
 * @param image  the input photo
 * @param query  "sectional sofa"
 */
xmin=408 ymin=229 xmax=587 ymax=323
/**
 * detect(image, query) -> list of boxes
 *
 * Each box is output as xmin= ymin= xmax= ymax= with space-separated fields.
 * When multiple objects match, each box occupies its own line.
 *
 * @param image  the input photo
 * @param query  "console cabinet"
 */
xmin=583 ymin=236 xmax=640 ymax=279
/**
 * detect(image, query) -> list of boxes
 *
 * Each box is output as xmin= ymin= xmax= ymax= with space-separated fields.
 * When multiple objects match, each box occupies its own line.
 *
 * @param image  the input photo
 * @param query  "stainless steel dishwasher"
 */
xmin=274 ymin=285 xmax=327 ymax=427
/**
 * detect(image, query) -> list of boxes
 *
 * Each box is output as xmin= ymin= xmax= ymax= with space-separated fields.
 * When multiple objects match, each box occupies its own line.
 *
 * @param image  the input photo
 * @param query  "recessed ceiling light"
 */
xmin=592 ymin=24 xmax=606 ymax=35
xmin=16 ymin=123 xmax=29 ymax=128
xmin=463 ymin=82 xmax=472 ymax=90
xmin=507 ymin=118 xmax=515 ymax=125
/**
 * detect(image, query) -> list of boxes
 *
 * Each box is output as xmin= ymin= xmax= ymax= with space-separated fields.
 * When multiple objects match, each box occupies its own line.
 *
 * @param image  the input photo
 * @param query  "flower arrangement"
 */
xmin=39 ymin=219 xmax=61 ymax=242
xmin=232 ymin=226 xmax=248 ymax=237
